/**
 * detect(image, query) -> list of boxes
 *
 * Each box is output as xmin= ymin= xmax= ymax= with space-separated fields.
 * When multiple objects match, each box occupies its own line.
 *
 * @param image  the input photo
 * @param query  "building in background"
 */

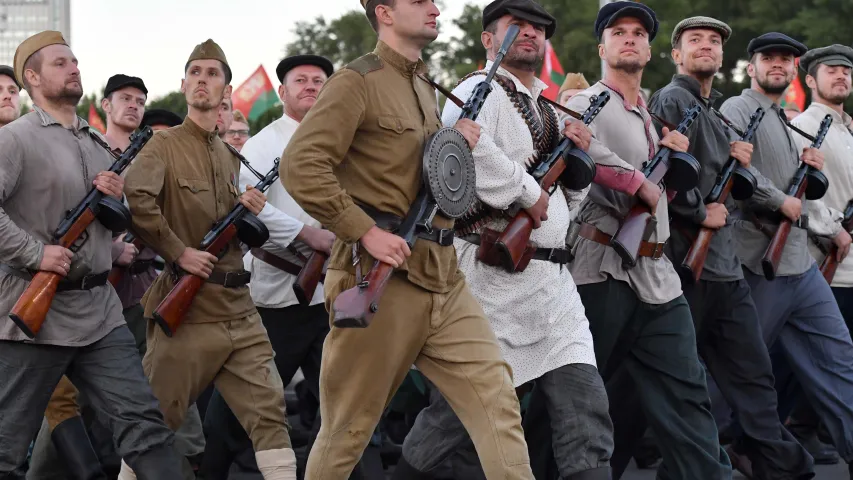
xmin=0 ymin=0 xmax=70 ymax=67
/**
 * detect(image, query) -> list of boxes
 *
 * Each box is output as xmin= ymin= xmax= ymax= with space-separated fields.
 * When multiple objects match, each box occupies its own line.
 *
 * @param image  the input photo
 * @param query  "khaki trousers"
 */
xmin=306 ymin=270 xmax=532 ymax=480
xmin=142 ymin=312 xmax=290 ymax=452
xmin=44 ymin=375 xmax=79 ymax=430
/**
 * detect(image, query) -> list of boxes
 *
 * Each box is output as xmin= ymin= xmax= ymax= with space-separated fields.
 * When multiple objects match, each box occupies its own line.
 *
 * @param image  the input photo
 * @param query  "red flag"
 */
xmin=781 ymin=59 xmax=807 ymax=112
xmin=88 ymin=104 xmax=105 ymax=133
xmin=539 ymin=41 xmax=565 ymax=101
xmin=232 ymin=65 xmax=278 ymax=121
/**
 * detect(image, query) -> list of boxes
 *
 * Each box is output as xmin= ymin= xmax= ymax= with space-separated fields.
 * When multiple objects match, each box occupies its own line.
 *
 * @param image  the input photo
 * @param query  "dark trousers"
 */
xmin=775 ymin=285 xmax=853 ymax=447
xmin=577 ymin=278 xmax=730 ymax=480
xmin=735 ymin=266 xmax=853 ymax=462
xmin=609 ymin=279 xmax=814 ymax=479
xmin=0 ymin=326 xmax=181 ymax=478
xmin=198 ymin=303 xmax=328 ymax=479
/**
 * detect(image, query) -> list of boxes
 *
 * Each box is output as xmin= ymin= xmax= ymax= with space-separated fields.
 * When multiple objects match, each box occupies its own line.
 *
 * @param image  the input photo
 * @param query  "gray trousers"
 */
xmin=26 ymin=305 xmax=203 ymax=480
xmin=402 ymin=363 xmax=613 ymax=477
xmin=730 ymin=265 xmax=853 ymax=461
xmin=0 ymin=326 xmax=178 ymax=477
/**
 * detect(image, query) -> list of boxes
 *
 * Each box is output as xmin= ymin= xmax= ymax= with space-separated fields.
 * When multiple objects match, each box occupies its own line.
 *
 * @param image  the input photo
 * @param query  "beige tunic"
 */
xmin=0 ymin=107 xmax=124 ymax=346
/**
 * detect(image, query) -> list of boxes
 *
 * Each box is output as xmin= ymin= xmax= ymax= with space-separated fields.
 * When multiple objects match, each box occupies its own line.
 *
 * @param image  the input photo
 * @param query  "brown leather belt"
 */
xmin=251 ymin=248 xmax=302 ymax=276
xmin=578 ymin=223 xmax=666 ymax=259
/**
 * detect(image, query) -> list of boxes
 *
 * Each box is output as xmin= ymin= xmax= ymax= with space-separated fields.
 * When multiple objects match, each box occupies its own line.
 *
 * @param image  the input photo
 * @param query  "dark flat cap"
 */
xmin=103 ymin=74 xmax=147 ymax=99
xmin=800 ymin=44 xmax=853 ymax=74
xmin=482 ymin=0 xmax=557 ymax=40
xmin=671 ymin=16 xmax=731 ymax=47
xmin=747 ymin=32 xmax=807 ymax=57
xmin=141 ymin=109 xmax=183 ymax=129
xmin=0 ymin=65 xmax=19 ymax=88
xmin=276 ymin=55 xmax=334 ymax=83
xmin=595 ymin=1 xmax=658 ymax=41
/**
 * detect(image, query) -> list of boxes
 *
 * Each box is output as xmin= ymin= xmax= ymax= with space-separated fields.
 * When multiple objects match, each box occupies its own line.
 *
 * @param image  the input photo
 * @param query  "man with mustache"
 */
xmin=0 ymin=65 xmax=20 ymax=128
xmin=629 ymin=18 xmax=815 ymax=479
xmin=562 ymin=3 xmax=731 ymax=478
xmin=719 ymin=33 xmax=853 ymax=476
xmin=282 ymin=0 xmax=535 ymax=478
xmin=199 ymin=53 xmax=341 ymax=479
xmin=123 ymin=39 xmax=296 ymax=479
xmin=391 ymin=1 xmax=619 ymax=478
xmin=775 ymin=44 xmax=853 ymax=469
xmin=0 ymin=31 xmax=183 ymax=478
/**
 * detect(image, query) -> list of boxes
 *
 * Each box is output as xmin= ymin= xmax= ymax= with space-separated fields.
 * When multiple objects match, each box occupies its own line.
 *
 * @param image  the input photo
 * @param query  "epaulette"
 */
xmin=345 ymin=53 xmax=384 ymax=76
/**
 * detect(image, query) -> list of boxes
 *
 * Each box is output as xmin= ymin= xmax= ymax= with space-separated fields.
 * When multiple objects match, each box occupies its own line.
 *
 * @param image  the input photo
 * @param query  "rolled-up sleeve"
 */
xmin=124 ymin=137 xmax=187 ymax=264
xmin=0 ymin=129 xmax=43 ymax=269
xmin=281 ymin=69 xmax=374 ymax=243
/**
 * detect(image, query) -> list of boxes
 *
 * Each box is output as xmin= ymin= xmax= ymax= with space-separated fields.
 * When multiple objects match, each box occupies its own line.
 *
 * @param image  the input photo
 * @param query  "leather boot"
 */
xmin=127 ymin=445 xmax=185 ymax=480
xmin=51 ymin=416 xmax=107 ymax=480
xmin=565 ymin=466 xmax=612 ymax=479
xmin=390 ymin=457 xmax=433 ymax=480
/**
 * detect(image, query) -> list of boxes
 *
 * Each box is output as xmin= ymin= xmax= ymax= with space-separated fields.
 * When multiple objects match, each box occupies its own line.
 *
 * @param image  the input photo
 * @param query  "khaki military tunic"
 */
xmin=125 ymin=117 xmax=255 ymax=323
xmin=282 ymin=41 xmax=532 ymax=480
xmin=124 ymin=116 xmax=288 ymax=451
xmin=282 ymin=41 xmax=459 ymax=294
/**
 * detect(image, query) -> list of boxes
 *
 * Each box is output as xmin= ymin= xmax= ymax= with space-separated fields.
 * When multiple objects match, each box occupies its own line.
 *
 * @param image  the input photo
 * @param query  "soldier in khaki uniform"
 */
xmin=123 ymin=40 xmax=295 ymax=480
xmin=282 ymin=1 xmax=533 ymax=479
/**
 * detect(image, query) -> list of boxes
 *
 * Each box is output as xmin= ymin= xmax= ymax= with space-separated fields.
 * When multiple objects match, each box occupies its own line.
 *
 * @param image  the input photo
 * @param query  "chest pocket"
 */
xmin=377 ymin=115 xmax=418 ymax=135
xmin=177 ymin=178 xmax=210 ymax=194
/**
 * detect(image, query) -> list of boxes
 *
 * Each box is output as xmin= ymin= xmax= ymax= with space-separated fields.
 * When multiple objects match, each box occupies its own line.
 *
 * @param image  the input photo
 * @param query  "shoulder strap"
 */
xmin=346 ymin=53 xmax=384 ymax=76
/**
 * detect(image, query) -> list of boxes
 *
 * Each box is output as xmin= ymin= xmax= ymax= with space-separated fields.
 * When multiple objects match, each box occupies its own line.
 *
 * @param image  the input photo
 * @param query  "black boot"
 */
xmin=390 ymin=457 xmax=433 ymax=480
xmin=51 ymin=416 xmax=108 ymax=480
xmin=131 ymin=445 xmax=184 ymax=480
xmin=565 ymin=466 xmax=612 ymax=479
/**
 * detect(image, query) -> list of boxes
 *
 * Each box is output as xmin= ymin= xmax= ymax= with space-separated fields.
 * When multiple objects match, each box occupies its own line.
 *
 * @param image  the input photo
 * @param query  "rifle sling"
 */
xmin=577 ymin=223 xmax=666 ymax=259
xmin=251 ymin=248 xmax=302 ymax=277
xmin=0 ymin=264 xmax=110 ymax=291
xmin=459 ymin=233 xmax=572 ymax=265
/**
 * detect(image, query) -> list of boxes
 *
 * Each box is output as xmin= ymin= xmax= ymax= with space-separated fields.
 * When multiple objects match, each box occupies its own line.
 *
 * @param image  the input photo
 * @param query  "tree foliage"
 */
xmin=283 ymin=0 xmax=853 ymax=109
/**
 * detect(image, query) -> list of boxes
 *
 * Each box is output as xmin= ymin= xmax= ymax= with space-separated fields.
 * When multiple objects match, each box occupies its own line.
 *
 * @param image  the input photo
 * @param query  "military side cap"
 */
xmin=14 ymin=30 xmax=68 ymax=87
xmin=800 ymin=44 xmax=853 ymax=74
xmin=103 ymin=74 xmax=147 ymax=98
xmin=360 ymin=0 xmax=368 ymax=7
xmin=0 ymin=65 xmax=19 ymax=88
xmin=482 ymin=0 xmax=558 ymax=39
xmin=276 ymin=55 xmax=334 ymax=83
xmin=671 ymin=16 xmax=731 ymax=47
xmin=595 ymin=1 xmax=658 ymax=41
xmin=558 ymin=73 xmax=590 ymax=96
xmin=186 ymin=39 xmax=232 ymax=83
xmin=747 ymin=32 xmax=807 ymax=57
xmin=141 ymin=109 xmax=183 ymax=129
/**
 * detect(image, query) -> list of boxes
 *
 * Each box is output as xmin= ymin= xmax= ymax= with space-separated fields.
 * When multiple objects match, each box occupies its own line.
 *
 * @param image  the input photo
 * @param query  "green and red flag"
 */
xmin=232 ymin=65 xmax=279 ymax=121
xmin=539 ymin=40 xmax=565 ymax=101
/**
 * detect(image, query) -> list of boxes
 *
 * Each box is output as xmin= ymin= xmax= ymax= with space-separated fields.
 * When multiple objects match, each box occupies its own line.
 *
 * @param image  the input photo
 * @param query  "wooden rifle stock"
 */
xmin=495 ymin=92 xmax=610 ymax=272
xmin=153 ymin=223 xmax=238 ymax=337
xmin=496 ymin=159 xmax=564 ymax=272
xmin=331 ymin=261 xmax=395 ymax=328
xmin=819 ymin=199 xmax=853 ymax=284
xmin=611 ymin=105 xmax=702 ymax=268
xmin=761 ymin=180 xmax=807 ymax=280
xmin=682 ymin=107 xmax=765 ymax=282
xmin=9 ymin=209 xmax=96 ymax=338
xmin=9 ymin=129 xmax=152 ymax=338
xmin=293 ymin=251 xmax=328 ymax=306
xmin=681 ymin=178 xmax=734 ymax=282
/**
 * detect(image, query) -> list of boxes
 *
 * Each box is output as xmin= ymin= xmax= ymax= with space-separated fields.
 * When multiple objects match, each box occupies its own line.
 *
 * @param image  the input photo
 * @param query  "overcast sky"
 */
xmin=68 ymin=0 xmax=489 ymax=100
